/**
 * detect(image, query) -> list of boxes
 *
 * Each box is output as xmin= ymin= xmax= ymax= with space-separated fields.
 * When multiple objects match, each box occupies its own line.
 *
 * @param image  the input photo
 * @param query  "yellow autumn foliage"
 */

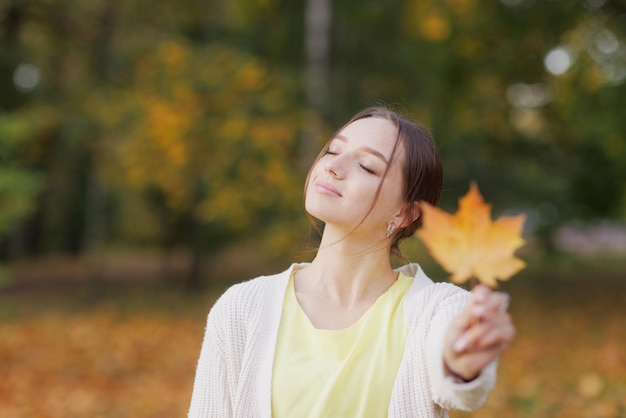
xmin=88 ymin=38 xmax=303 ymax=237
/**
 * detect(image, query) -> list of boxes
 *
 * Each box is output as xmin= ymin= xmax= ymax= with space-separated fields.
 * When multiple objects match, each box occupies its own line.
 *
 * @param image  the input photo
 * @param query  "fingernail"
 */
xmin=472 ymin=306 xmax=487 ymax=317
xmin=473 ymin=289 xmax=487 ymax=302
xmin=499 ymin=294 xmax=510 ymax=313
xmin=454 ymin=337 xmax=468 ymax=353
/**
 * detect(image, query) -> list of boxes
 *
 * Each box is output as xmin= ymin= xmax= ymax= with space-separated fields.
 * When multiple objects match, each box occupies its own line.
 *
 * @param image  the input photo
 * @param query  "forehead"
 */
xmin=337 ymin=117 xmax=402 ymax=161
xmin=340 ymin=117 xmax=397 ymax=145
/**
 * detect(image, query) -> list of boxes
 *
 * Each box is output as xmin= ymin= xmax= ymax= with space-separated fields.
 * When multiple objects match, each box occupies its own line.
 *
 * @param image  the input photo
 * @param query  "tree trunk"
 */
xmin=186 ymin=177 xmax=207 ymax=290
xmin=83 ymin=2 xmax=118 ymax=281
xmin=302 ymin=0 xmax=332 ymax=168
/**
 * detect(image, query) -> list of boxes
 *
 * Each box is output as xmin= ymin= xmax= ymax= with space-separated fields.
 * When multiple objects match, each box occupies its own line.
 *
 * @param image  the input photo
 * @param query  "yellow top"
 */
xmin=272 ymin=271 xmax=413 ymax=417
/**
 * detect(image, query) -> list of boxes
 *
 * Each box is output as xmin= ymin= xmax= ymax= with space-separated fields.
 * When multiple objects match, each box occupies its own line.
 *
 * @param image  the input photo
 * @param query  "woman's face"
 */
xmin=305 ymin=117 xmax=406 ymax=237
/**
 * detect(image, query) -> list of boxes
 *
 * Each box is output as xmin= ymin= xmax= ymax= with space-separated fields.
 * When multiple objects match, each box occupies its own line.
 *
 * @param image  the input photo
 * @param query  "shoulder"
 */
xmin=207 ymin=263 xmax=306 ymax=325
xmin=397 ymin=263 xmax=469 ymax=300
xmin=398 ymin=263 xmax=470 ymax=322
xmin=211 ymin=266 xmax=292 ymax=311
xmin=196 ymin=264 xmax=303 ymax=365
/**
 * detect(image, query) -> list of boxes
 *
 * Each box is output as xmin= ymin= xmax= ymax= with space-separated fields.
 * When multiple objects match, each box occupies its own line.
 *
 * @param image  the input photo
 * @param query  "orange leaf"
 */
xmin=416 ymin=182 xmax=526 ymax=287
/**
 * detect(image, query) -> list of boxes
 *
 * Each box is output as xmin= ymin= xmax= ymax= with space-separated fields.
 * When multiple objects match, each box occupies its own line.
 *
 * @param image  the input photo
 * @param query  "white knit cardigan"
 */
xmin=188 ymin=263 xmax=497 ymax=418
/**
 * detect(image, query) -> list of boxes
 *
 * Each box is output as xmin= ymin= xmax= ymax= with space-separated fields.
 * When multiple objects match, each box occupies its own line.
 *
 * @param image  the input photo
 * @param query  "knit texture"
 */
xmin=188 ymin=263 xmax=497 ymax=418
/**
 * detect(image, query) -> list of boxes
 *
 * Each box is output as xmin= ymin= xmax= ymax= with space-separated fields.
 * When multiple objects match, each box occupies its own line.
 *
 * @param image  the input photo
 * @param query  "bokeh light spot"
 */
xmin=506 ymin=83 xmax=551 ymax=108
xmin=544 ymin=47 xmax=573 ymax=76
xmin=13 ymin=63 xmax=41 ymax=92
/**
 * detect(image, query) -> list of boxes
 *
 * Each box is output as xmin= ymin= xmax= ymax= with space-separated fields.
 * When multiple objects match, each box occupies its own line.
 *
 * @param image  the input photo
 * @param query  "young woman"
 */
xmin=188 ymin=107 xmax=515 ymax=418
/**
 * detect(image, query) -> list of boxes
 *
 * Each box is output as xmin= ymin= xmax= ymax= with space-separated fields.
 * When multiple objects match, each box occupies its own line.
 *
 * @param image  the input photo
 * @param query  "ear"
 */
xmin=391 ymin=201 xmax=421 ymax=229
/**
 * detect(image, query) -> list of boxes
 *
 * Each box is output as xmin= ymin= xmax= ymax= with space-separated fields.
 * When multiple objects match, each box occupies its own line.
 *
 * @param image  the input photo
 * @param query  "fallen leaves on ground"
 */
xmin=1 ymin=276 xmax=625 ymax=418
xmin=0 ymin=300 xmax=209 ymax=418
xmin=451 ymin=279 xmax=626 ymax=418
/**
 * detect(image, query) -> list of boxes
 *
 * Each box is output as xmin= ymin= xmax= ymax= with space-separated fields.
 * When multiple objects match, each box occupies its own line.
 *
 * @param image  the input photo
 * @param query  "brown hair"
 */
xmin=304 ymin=106 xmax=443 ymax=259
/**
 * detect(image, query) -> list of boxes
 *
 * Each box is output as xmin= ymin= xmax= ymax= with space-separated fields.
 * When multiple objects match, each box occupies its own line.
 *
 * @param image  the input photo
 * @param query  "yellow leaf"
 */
xmin=416 ymin=182 xmax=526 ymax=287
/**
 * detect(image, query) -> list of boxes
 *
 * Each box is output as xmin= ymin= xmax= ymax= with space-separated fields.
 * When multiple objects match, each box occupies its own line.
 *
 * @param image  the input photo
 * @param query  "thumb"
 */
xmin=450 ymin=301 xmax=474 ymax=333
xmin=446 ymin=304 xmax=472 ymax=346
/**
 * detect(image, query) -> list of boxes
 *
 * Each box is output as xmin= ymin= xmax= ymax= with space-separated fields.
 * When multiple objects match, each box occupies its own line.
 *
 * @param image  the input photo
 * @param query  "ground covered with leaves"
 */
xmin=1 ymin=261 xmax=624 ymax=418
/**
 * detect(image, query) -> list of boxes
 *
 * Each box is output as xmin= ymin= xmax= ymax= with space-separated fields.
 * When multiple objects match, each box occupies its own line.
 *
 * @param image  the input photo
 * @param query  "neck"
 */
xmin=301 ymin=228 xmax=397 ymax=305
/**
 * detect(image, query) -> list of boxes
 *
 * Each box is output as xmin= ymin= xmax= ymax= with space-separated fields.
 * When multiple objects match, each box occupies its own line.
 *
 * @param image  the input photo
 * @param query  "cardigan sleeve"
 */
xmin=425 ymin=285 xmax=497 ymax=411
xmin=188 ymin=290 xmax=238 ymax=418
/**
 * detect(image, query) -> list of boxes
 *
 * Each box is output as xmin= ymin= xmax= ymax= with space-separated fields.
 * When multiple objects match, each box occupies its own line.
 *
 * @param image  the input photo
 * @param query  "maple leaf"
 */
xmin=416 ymin=182 xmax=527 ymax=287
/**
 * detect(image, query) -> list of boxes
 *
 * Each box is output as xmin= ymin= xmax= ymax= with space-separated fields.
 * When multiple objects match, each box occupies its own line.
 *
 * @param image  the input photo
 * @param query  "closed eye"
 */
xmin=359 ymin=164 xmax=376 ymax=175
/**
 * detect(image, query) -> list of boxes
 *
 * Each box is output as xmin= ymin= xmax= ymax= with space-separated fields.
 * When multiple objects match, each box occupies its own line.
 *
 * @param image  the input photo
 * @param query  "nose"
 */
xmin=324 ymin=159 xmax=343 ymax=179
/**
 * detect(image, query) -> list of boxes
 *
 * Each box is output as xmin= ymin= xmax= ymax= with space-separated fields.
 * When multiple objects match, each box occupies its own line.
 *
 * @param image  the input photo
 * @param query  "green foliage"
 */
xmin=0 ymin=0 xmax=625 ymax=264
xmin=0 ymin=111 xmax=45 ymax=237
xmin=0 ymin=167 xmax=42 ymax=233
xmin=0 ymin=265 xmax=6 ymax=287
xmin=85 ymin=39 xmax=305 ymax=250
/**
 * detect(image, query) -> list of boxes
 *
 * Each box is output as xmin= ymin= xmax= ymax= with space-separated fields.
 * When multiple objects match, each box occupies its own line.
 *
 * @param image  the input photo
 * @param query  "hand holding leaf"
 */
xmin=416 ymin=182 xmax=526 ymax=287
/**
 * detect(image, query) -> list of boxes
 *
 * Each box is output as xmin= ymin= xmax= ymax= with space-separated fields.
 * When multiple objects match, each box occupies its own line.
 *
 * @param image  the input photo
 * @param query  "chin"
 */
xmin=305 ymin=202 xmax=341 ymax=226
xmin=304 ymin=201 xmax=327 ymax=223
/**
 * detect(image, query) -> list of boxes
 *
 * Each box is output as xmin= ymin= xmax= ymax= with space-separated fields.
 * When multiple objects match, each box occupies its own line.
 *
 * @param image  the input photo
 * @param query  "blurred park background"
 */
xmin=1 ymin=0 xmax=625 ymax=416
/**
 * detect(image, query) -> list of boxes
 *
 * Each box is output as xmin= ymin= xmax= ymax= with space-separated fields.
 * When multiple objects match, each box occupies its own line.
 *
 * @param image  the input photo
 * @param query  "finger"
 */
xmin=498 ymin=293 xmax=510 ymax=313
xmin=454 ymin=313 xmax=515 ymax=352
xmin=448 ymin=306 xmax=474 ymax=337
xmin=451 ymin=293 xmax=499 ymax=352
xmin=471 ymin=316 xmax=516 ymax=351
xmin=471 ymin=291 xmax=510 ymax=320
xmin=470 ymin=284 xmax=491 ymax=304
xmin=446 ymin=339 xmax=505 ymax=379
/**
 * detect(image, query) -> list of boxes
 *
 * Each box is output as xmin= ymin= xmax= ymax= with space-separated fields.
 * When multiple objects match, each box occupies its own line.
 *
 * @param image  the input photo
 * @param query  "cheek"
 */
xmin=377 ymin=176 xmax=405 ymax=209
xmin=304 ymin=163 xmax=320 ymax=189
xmin=304 ymin=168 xmax=322 ymax=206
xmin=308 ymin=161 xmax=324 ymax=181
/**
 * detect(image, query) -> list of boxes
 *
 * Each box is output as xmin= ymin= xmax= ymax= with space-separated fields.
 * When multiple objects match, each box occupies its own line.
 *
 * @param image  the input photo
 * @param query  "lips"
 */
xmin=315 ymin=181 xmax=342 ymax=197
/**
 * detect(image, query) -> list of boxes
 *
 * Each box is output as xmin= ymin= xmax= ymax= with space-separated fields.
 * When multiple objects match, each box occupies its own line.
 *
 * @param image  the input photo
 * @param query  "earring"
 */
xmin=386 ymin=222 xmax=395 ymax=238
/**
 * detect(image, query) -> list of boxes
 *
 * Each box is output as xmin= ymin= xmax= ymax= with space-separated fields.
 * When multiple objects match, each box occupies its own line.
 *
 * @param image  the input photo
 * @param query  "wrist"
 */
xmin=444 ymin=361 xmax=479 ymax=383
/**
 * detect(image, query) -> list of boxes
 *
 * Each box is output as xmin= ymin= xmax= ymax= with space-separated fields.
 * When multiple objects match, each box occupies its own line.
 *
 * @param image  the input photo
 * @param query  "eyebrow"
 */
xmin=333 ymin=134 xmax=390 ymax=165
